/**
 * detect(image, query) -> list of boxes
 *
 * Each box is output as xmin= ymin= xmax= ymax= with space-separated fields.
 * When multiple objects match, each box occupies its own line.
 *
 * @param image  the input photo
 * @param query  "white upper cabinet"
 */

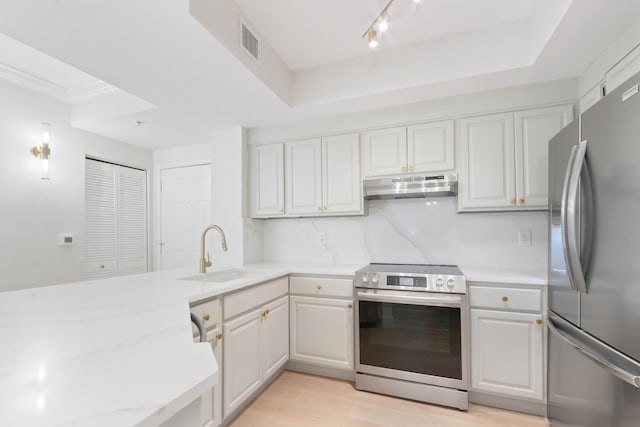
xmin=459 ymin=112 xmax=516 ymax=210
xmin=515 ymin=105 xmax=574 ymax=209
xmin=407 ymin=121 xmax=455 ymax=173
xmin=580 ymin=81 xmax=604 ymax=114
xmin=322 ymin=133 xmax=361 ymax=214
xmin=605 ymin=44 xmax=640 ymax=95
xmin=363 ymin=121 xmax=454 ymax=177
xmin=362 ymin=126 xmax=407 ymax=177
xmin=249 ymin=144 xmax=284 ymax=217
xmin=459 ymin=105 xmax=573 ymax=211
xmin=283 ymin=134 xmax=361 ymax=217
xmin=285 ymin=139 xmax=323 ymax=215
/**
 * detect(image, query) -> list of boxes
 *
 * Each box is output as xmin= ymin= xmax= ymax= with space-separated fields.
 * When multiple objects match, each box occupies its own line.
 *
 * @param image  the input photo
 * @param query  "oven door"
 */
xmin=356 ymin=289 xmax=468 ymax=390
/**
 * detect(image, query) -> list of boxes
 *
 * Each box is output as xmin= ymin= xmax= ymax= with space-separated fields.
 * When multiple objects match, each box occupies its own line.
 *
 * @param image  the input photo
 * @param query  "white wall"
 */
xmin=0 ymin=79 xmax=152 ymax=292
xmin=263 ymin=199 xmax=547 ymax=276
xmin=152 ymin=127 xmax=264 ymax=271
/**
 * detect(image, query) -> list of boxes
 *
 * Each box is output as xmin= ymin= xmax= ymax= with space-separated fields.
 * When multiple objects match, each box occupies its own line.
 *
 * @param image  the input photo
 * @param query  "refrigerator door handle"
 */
xmin=548 ymin=312 xmax=640 ymax=388
xmin=563 ymin=140 xmax=589 ymax=294
xmin=560 ymin=145 xmax=580 ymax=292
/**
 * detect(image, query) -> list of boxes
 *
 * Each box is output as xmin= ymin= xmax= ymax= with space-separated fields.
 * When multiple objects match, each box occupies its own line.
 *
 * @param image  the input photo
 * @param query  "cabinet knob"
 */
xmin=100 ymin=264 xmax=105 ymax=269
xmin=216 ymin=333 xmax=223 ymax=341
xmin=536 ymin=319 xmax=543 ymax=325
xmin=279 ymin=208 xmax=284 ymax=213
xmin=402 ymin=166 xmax=407 ymax=172
xmin=316 ymin=285 xmax=322 ymax=290
xmin=261 ymin=310 xmax=267 ymax=317
xmin=408 ymin=166 xmax=414 ymax=172
xmin=202 ymin=314 xmax=210 ymax=321
xmin=510 ymin=198 xmax=516 ymax=205
xmin=323 ymin=206 xmax=327 ymax=211
xmin=502 ymin=296 xmax=509 ymax=302
xmin=348 ymin=304 xmax=353 ymax=309
xmin=519 ymin=198 xmax=525 ymax=204
xmin=266 ymin=309 xmax=270 ymax=315
xmin=317 ymin=207 xmax=322 ymax=212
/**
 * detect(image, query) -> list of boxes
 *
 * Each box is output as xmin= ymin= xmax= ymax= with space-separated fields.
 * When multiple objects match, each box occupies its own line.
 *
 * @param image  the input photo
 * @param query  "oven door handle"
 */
xmin=356 ymin=290 xmax=463 ymax=308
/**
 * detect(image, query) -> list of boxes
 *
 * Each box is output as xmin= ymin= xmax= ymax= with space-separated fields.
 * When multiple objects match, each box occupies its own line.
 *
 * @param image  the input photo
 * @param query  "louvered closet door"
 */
xmin=85 ymin=159 xmax=148 ymax=279
xmin=85 ymin=160 xmax=118 ymax=279
xmin=118 ymin=166 xmax=147 ymax=275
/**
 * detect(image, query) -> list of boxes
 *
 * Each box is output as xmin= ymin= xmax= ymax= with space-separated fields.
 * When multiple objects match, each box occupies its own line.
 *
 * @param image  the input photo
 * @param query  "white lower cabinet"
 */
xmin=290 ymin=296 xmax=354 ymax=369
xmin=289 ymin=276 xmax=354 ymax=370
xmin=190 ymin=298 xmax=223 ymax=427
xmin=469 ymin=285 xmax=544 ymax=401
xmin=222 ymin=279 xmax=289 ymax=418
xmin=201 ymin=328 xmax=223 ymax=427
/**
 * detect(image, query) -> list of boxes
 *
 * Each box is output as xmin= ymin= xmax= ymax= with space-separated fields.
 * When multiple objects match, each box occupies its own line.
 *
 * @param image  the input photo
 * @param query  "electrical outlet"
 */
xmin=518 ymin=230 xmax=532 ymax=247
xmin=318 ymin=232 xmax=326 ymax=244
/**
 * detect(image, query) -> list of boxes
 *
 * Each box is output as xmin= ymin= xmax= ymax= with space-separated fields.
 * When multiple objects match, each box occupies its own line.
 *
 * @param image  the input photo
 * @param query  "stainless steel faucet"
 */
xmin=200 ymin=224 xmax=228 ymax=273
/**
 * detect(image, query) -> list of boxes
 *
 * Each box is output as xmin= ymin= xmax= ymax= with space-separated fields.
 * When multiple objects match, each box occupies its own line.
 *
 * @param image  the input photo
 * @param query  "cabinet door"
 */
xmin=285 ymin=139 xmax=322 ymax=215
xmin=470 ymin=309 xmax=543 ymax=400
xmin=249 ymin=144 xmax=284 ymax=217
xmin=201 ymin=327 xmax=223 ymax=427
xmin=262 ymin=296 xmax=290 ymax=379
xmin=362 ymin=127 xmax=407 ymax=177
xmin=223 ymin=309 xmax=262 ymax=417
xmin=580 ymin=81 xmax=604 ymax=114
xmin=458 ymin=113 xmax=515 ymax=210
xmin=515 ymin=105 xmax=573 ymax=209
xmin=290 ymin=296 xmax=354 ymax=370
xmin=407 ymin=120 xmax=455 ymax=173
xmin=322 ymin=133 xmax=361 ymax=214
xmin=605 ymin=44 xmax=640 ymax=94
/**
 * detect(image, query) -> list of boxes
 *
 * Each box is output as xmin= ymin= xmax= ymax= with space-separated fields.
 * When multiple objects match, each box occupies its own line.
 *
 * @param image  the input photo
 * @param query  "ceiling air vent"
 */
xmin=240 ymin=20 xmax=260 ymax=62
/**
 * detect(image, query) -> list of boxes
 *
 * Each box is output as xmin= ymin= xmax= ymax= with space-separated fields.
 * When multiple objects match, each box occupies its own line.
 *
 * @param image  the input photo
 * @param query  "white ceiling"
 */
xmin=234 ymin=0 xmax=537 ymax=70
xmin=0 ymin=0 xmax=638 ymax=150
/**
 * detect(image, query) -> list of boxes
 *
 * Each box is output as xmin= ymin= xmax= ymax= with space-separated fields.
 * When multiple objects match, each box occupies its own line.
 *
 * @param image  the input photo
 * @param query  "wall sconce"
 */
xmin=31 ymin=123 xmax=51 ymax=180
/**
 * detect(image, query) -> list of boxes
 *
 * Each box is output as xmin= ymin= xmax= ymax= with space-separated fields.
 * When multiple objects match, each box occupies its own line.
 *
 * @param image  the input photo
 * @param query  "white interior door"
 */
xmin=160 ymin=164 xmax=211 ymax=270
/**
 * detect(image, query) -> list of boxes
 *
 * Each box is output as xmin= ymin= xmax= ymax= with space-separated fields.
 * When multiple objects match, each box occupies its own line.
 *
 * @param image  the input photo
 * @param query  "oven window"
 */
xmin=359 ymin=300 xmax=462 ymax=380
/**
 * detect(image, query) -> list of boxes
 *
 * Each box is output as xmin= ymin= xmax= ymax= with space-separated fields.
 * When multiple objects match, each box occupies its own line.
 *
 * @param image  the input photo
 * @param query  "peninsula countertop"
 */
xmin=0 ymin=263 xmax=364 ymax=427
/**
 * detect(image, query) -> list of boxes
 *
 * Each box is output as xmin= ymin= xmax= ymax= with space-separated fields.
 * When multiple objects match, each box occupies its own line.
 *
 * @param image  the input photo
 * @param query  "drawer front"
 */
xmin=289 ymin=277 xmax=353 ymax=298
xmin=191 ymin=298 xmax=221 ymax=332
xmin=224 ymin=276 xmax=289 ymax=320
xmin=469 ymin=286 xmax=542 ymax=312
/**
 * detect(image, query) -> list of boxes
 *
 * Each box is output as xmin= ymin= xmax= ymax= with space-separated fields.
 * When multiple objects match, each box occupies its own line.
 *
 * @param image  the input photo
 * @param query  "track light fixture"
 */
xmin=368 ymin=29 xmax=379 ymax=48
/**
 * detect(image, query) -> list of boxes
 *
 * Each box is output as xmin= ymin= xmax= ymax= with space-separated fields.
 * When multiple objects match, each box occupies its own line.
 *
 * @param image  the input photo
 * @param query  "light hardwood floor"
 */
xmin=229 ymin=371 xmax=548 ymax=427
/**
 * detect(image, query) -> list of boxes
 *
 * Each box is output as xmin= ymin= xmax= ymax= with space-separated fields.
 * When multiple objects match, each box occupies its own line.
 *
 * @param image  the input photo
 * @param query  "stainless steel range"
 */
xmin=354 ymin=263 xmax=468 ymax=410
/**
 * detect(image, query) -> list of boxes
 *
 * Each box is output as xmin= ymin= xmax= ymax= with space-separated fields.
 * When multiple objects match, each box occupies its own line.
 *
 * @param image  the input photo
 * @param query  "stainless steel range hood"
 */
xmin=363 ymin=173 xmax=457 ymax=200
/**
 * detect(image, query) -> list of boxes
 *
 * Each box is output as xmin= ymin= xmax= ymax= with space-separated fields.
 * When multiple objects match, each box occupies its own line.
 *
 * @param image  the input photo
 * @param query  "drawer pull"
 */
xmin=536 ymin=319 xmax=543 ymax=325
xmin=216 ymin=333 xmax=223 ymax=341
xmin=202 ymin=314 xmax=210 ymax=321
xmin=519 ymin=198 xmax=525 ymax=204
xmin=502 ymin=296 xmax=509 ymax=302
xmin=316 ymin=285 xmax=322 ymax=290
xmin=348 ymin=304 xmax=353 ymax=309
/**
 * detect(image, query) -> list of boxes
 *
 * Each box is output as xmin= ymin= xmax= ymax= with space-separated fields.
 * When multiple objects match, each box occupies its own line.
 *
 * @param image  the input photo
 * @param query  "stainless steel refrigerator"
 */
xmin=547 ymin=70 xmax=640 ymax=426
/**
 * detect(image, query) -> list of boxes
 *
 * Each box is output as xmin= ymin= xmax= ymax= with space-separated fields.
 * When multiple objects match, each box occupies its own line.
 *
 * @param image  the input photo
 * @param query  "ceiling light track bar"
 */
xmin=362 ymin=0 xmax=396 ymax=38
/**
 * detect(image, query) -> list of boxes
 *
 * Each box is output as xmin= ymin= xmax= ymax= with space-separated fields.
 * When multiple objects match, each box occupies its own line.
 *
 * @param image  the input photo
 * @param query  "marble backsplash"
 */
xmin=262 ymin=198 xmax=548 ymax=273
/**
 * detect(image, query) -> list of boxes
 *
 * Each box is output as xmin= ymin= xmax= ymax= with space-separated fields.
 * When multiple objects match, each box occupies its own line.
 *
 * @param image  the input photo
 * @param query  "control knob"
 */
xmin=447 ymin=279 xmax=456 ymax=290
xmin=361 ymin=274 xmax=369 ymax=283
xmin=435 ymin=277 xmax=444 ymax=287
xmin=371 ymin=275 xmax=379 ymax=284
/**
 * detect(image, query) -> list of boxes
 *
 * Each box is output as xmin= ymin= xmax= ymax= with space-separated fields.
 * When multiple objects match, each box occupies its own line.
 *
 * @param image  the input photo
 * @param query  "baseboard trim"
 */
xmin=469 ymin=391 xmax=545 ymax=416
xmin=286 ymin=361 xmax=356 ymax=382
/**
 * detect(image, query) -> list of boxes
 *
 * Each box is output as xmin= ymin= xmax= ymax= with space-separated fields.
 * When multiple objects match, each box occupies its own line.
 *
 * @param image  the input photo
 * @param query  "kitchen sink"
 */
xmin=180 ymin=268 xmax=269 ymax=283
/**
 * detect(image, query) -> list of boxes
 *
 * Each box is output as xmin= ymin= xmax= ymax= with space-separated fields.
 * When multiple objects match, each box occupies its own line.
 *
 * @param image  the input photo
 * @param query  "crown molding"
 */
xmin=67 ymin=80 xmax=118 ymax=103
xmin=0 ymin=62 xmax=68 ymax=101
xmin=0 ymin=62 xmax=118 ymax=104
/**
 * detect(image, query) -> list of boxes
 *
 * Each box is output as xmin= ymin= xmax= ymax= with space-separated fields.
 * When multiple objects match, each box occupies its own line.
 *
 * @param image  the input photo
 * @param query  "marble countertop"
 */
xmin=460 ymin=267 xmax=547 ymax=286
xmin=0 ymin=262 xmax=364 ymax=427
